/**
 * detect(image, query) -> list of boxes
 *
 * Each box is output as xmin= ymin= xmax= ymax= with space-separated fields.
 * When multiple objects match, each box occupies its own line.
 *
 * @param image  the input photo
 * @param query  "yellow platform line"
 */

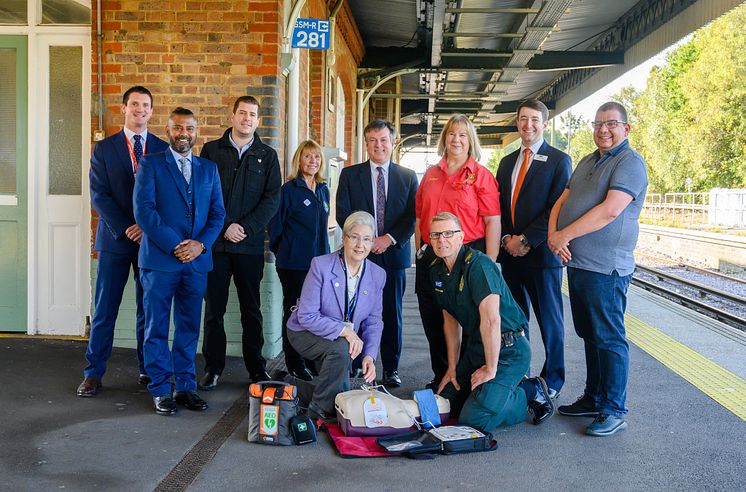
xmin=562 ymin=280 xmax=746 ymax=421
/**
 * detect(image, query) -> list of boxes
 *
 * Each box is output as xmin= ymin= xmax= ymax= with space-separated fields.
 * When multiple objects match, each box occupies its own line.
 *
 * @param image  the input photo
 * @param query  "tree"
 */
xmin=620 ymin=4 xmax=746 ymax=192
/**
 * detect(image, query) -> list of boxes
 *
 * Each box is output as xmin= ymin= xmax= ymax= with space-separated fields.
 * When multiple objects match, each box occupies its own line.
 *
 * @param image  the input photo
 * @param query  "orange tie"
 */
xmin=511 ymin=148 xmax=531 ymax=224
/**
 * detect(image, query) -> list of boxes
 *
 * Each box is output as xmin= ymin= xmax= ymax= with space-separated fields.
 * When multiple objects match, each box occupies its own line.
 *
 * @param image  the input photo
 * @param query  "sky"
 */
xmin=399 ymin=35 xmax=691 ymax=174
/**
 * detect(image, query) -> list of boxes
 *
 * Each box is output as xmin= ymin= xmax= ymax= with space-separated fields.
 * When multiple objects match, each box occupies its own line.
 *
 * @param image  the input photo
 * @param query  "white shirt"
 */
xmin=510 ymin=138 xmax=544 ymax=203
xmin=369 ymin=160 xmax=396 ymax=244
xmin=123 ymin=127 xmax=148 ymax=171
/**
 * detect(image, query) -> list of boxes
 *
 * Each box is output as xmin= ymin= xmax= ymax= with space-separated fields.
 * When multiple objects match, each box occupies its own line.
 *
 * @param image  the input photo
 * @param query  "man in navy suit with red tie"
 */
xmin=134 ymin=107 xmax=225 ymax=416
xmin=336 ymin=119 xmax=418 ymax=387
xmin=77 ymin=86 xmax=169 ymax=397
xmin=496 ymin=99 xmax=571 ymax=400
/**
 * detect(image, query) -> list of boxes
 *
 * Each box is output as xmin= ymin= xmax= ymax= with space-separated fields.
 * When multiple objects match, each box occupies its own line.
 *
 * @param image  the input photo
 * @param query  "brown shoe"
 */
xmin=76 ymin=377 xmax=102 ymax=397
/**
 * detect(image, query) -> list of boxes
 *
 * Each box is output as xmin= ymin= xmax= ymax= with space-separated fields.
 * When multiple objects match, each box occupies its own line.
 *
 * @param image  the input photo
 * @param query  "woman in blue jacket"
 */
xmin=269 ymin=140 xmax=331 ymax=381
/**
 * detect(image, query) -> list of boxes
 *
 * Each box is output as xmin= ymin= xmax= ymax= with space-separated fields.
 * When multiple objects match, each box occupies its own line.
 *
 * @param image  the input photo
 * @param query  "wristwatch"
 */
xmin=500 ymin=235 xmax=510 ymax=248
xmin=200 ymin=242 xmax=207 ymax=254
xmin=518 ymin=235 xmax=529 ymax=247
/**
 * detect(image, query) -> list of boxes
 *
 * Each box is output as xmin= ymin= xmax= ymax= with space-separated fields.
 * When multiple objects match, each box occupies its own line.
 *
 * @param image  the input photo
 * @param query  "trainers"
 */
xmin=586 ymin=413 xmax=627 ymax=436
xmin=558 ymin=394 xmax=599 ymax=417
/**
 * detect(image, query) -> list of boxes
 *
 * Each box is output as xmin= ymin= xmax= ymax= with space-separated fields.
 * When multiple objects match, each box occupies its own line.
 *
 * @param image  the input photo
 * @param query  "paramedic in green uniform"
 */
xmin=431 ymin=212 xmax=555 ymax=431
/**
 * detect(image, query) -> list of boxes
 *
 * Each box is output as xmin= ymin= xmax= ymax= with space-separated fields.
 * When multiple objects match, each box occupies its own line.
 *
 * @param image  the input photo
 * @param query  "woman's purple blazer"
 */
xmin=286 ymin=251 xmax=386 ymax=360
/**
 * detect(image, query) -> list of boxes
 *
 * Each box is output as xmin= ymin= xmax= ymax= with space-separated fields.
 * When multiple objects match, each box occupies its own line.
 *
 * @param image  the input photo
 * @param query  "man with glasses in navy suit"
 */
xmin=78 ymin=86 xmax=169 ymax=397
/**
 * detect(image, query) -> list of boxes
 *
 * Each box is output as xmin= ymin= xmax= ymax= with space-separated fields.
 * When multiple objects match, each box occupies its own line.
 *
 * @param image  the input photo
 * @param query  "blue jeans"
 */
xmin=567 ymin=267 xmax=631 ymax=416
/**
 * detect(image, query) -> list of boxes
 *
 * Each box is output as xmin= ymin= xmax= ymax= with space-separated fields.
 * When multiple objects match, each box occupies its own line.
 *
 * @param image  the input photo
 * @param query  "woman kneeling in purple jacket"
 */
xmin=286 ymin=211 xmax=386 ymax=423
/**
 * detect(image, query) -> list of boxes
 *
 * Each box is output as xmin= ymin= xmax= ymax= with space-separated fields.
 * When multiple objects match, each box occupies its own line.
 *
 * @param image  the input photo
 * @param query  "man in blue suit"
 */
xmin=496 ymin=99 xmax=571 ymax=399
xmin=77 ymin=86 xmax=169 ymax=397
xmin=336 ymin=119 xmax=418 ymax=387
xmin=134 ymin=107 xmax=226 ymax=416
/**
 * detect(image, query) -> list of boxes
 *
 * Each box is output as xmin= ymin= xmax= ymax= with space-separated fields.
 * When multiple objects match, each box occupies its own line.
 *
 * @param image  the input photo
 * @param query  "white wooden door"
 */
xmin=34 ymin=32 xmax=91 ymax=335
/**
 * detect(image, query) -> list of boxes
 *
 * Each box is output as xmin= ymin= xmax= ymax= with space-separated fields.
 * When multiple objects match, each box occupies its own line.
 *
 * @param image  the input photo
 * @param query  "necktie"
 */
xmin=179 ymin=157 xmax=191 ymax=184
xmin=511 ymin=148 xmax=531 ymax=225
xmin=376 ymin=166 xmax=386 ymax=236
xmin=132 ymin=134 xmax=143 ymax=172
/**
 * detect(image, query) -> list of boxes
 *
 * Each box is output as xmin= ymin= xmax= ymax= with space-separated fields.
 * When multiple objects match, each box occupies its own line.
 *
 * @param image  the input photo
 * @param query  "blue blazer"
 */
xmin=269 ymin=177 xmax=331 ymax=270
xmin=335 ymin=161 xmax=418 ymax=270
xmin=133 ymin=150 xmax=226 ymax=272
xmin=496 ymin=141 xmax=571 ymax=268
xmin=90 ymin=130 xmax=169 ymax=254
xmin=287 ymin=251 xmax=386 ymax=360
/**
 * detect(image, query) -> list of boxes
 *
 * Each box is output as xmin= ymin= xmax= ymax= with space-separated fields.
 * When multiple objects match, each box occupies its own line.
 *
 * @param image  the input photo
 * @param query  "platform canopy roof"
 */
xmin=348 ymin=0 xmax=697 ymax=147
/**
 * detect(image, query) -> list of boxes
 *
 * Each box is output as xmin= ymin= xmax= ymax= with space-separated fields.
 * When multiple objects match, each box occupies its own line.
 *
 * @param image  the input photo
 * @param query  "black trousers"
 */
xmin=202 ymin=252 xmax=265 ymax=375
xmin=415 ymin=238 xmax=486 ymax=382
xmin=276 ymin=267 xmax=311 ymax=372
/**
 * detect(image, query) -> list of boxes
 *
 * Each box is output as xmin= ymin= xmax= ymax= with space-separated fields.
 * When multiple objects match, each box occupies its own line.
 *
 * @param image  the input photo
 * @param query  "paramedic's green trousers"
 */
xmin=440 ymin=335 xmax=530 ymax=432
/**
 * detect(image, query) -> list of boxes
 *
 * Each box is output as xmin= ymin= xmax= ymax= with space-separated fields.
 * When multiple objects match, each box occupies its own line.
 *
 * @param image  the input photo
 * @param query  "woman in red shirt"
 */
xmin=415 ymin=114 xmax=501 ymax=388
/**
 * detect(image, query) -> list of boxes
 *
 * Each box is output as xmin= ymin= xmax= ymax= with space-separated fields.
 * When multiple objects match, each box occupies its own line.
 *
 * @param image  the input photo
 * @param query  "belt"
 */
xmin=501 ymin=330 xmax=525 ymax=348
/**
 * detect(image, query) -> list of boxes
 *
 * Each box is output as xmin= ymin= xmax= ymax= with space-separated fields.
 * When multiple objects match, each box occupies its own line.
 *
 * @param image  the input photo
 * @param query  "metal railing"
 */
xmin=641 ymin=190 xmax=746 ymax=228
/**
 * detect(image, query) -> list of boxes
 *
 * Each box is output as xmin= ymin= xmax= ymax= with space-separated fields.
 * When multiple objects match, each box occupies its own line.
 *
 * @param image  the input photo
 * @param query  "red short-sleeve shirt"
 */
xmin=416 ymin=156 xmax=501 ymax=244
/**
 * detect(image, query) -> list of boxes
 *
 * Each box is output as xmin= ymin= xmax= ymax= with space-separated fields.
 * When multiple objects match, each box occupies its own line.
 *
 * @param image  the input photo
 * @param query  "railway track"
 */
xmin=633 ymin=264 xmax=746 ymax=332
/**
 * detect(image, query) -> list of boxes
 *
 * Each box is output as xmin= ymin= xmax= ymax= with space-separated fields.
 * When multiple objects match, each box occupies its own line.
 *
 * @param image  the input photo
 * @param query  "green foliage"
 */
xmin=622 ymin=4 xmax=746 ymax=193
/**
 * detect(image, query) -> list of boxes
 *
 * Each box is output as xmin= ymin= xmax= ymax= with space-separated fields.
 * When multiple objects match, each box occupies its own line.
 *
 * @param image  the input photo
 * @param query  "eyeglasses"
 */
xmin=591 ymin=120 xmax=626 ymax=130
xmin=429 ymin=230 xmax=461 ymax=240
xmin=345 ymin=234 xmax=374 ymax=245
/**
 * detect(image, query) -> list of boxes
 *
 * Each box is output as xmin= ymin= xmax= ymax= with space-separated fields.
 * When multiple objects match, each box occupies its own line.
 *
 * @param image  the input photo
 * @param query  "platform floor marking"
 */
xmin=0 ymin=333 xmax=87 ymax=341
xmin=562 ymin=281 xmax=746 ymax=421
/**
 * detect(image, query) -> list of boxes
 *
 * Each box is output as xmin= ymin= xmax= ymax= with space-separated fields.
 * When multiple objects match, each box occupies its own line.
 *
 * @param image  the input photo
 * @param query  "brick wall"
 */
xmin=93 ymin=0 xmax=286 ymax=155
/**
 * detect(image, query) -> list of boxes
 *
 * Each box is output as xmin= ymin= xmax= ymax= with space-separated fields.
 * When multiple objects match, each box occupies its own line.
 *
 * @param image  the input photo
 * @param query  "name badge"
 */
xmin=533 ymin=154 xmax=548 ymax=162
xmin=303 ymin=199 xmax=311 ymax=206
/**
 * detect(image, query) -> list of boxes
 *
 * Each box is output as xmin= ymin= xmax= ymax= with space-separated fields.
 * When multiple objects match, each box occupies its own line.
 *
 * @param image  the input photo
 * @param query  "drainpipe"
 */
xmin=96 ymin=0 xmax=103 ymax=134
xmin=286 ymin=49 xmax=300 ymax=174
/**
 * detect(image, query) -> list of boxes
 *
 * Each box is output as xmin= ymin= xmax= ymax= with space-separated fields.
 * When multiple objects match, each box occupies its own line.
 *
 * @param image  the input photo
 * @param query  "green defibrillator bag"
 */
xmin=248 ymin=381 xmax=298 ymax=445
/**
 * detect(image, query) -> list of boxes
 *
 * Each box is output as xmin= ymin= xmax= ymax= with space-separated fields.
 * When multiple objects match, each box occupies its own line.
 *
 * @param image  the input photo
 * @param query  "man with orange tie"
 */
xmin=77 ymin=86 xmax=169 ymax=397
xmin=495 ymin=99 xmax=571 ymax=400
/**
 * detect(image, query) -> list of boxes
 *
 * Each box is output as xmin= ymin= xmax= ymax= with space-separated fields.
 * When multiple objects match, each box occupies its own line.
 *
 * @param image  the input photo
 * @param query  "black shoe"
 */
xmin=153 ymin=396 xmax=177 ymax=416
xmin=198 ymin=372 xmax=220 ymax=391
xmin=138 ymin=374 xmax=151 ymax=385
xmin=558 ymin=394 xmax=599 ymax=417
xmin=308 ymin=403 xmax=337 ymax=425
xmin=526 ymin=377 xmax=555 ymax=425
xmin=173 ymin=391 xmax=209 ymax=411
xmin=76 ymin=377 xmax=102 ymax=397
xmin=383 ymin=371 xmax=402 ymax=387
xmin=288 ymin=367 xmax=314 ymax=382
xmin=250 ymin=370 xmax=271 ymax=383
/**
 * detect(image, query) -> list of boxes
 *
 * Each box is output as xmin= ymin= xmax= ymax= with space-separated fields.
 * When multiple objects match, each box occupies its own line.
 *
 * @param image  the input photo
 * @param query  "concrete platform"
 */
xmin=1 ymin=271 xmax=744 ymax=491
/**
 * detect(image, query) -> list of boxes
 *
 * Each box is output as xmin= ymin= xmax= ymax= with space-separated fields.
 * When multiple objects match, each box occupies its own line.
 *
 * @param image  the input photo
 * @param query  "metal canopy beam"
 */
xmin=361 ymin=48 xmax=625 ymax=71
xmin=445 ymin=7 xmax=540 ymax=14
xmin=540 ymin=0 xmax=698 ymax=103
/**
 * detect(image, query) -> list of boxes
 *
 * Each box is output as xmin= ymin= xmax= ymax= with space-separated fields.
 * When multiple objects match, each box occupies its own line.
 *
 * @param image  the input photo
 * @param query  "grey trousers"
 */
xmin=287 ymin=329 xmax=350 ymax=414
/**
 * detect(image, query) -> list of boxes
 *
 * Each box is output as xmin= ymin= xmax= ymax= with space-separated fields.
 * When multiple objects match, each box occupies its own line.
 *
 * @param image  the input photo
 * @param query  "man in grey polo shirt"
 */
xmin=548 ymin=101 xmax=647 ymax=437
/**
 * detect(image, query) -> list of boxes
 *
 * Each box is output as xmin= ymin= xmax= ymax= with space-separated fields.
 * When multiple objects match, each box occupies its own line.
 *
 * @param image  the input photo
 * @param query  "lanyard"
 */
xmin=125 ymin=135 xmax=147 ymax=172
xmin=338 ymin=249 xmax=366 ymax=323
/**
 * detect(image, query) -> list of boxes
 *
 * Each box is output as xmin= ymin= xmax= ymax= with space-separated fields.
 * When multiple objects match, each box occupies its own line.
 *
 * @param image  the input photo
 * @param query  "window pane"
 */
xmin=0 ymin=49 xmax=17 ymax=194
xmin=49 ymin=46 xmax=82 ymax=195
xmin=0 ymin=1 xmax=27 ymax=25
xmin=42 ymin=0 xmax=90 ymax=25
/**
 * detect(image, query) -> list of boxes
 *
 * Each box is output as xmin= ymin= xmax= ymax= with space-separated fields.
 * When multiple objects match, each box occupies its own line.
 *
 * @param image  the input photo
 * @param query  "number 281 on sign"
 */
xmin=292 ymin=18 xmax=330 ymax=50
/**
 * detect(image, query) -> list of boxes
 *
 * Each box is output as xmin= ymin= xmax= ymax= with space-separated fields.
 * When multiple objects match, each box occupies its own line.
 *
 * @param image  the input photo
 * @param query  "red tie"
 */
xmin=511 ymin=148 xmax=531 ymax=224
